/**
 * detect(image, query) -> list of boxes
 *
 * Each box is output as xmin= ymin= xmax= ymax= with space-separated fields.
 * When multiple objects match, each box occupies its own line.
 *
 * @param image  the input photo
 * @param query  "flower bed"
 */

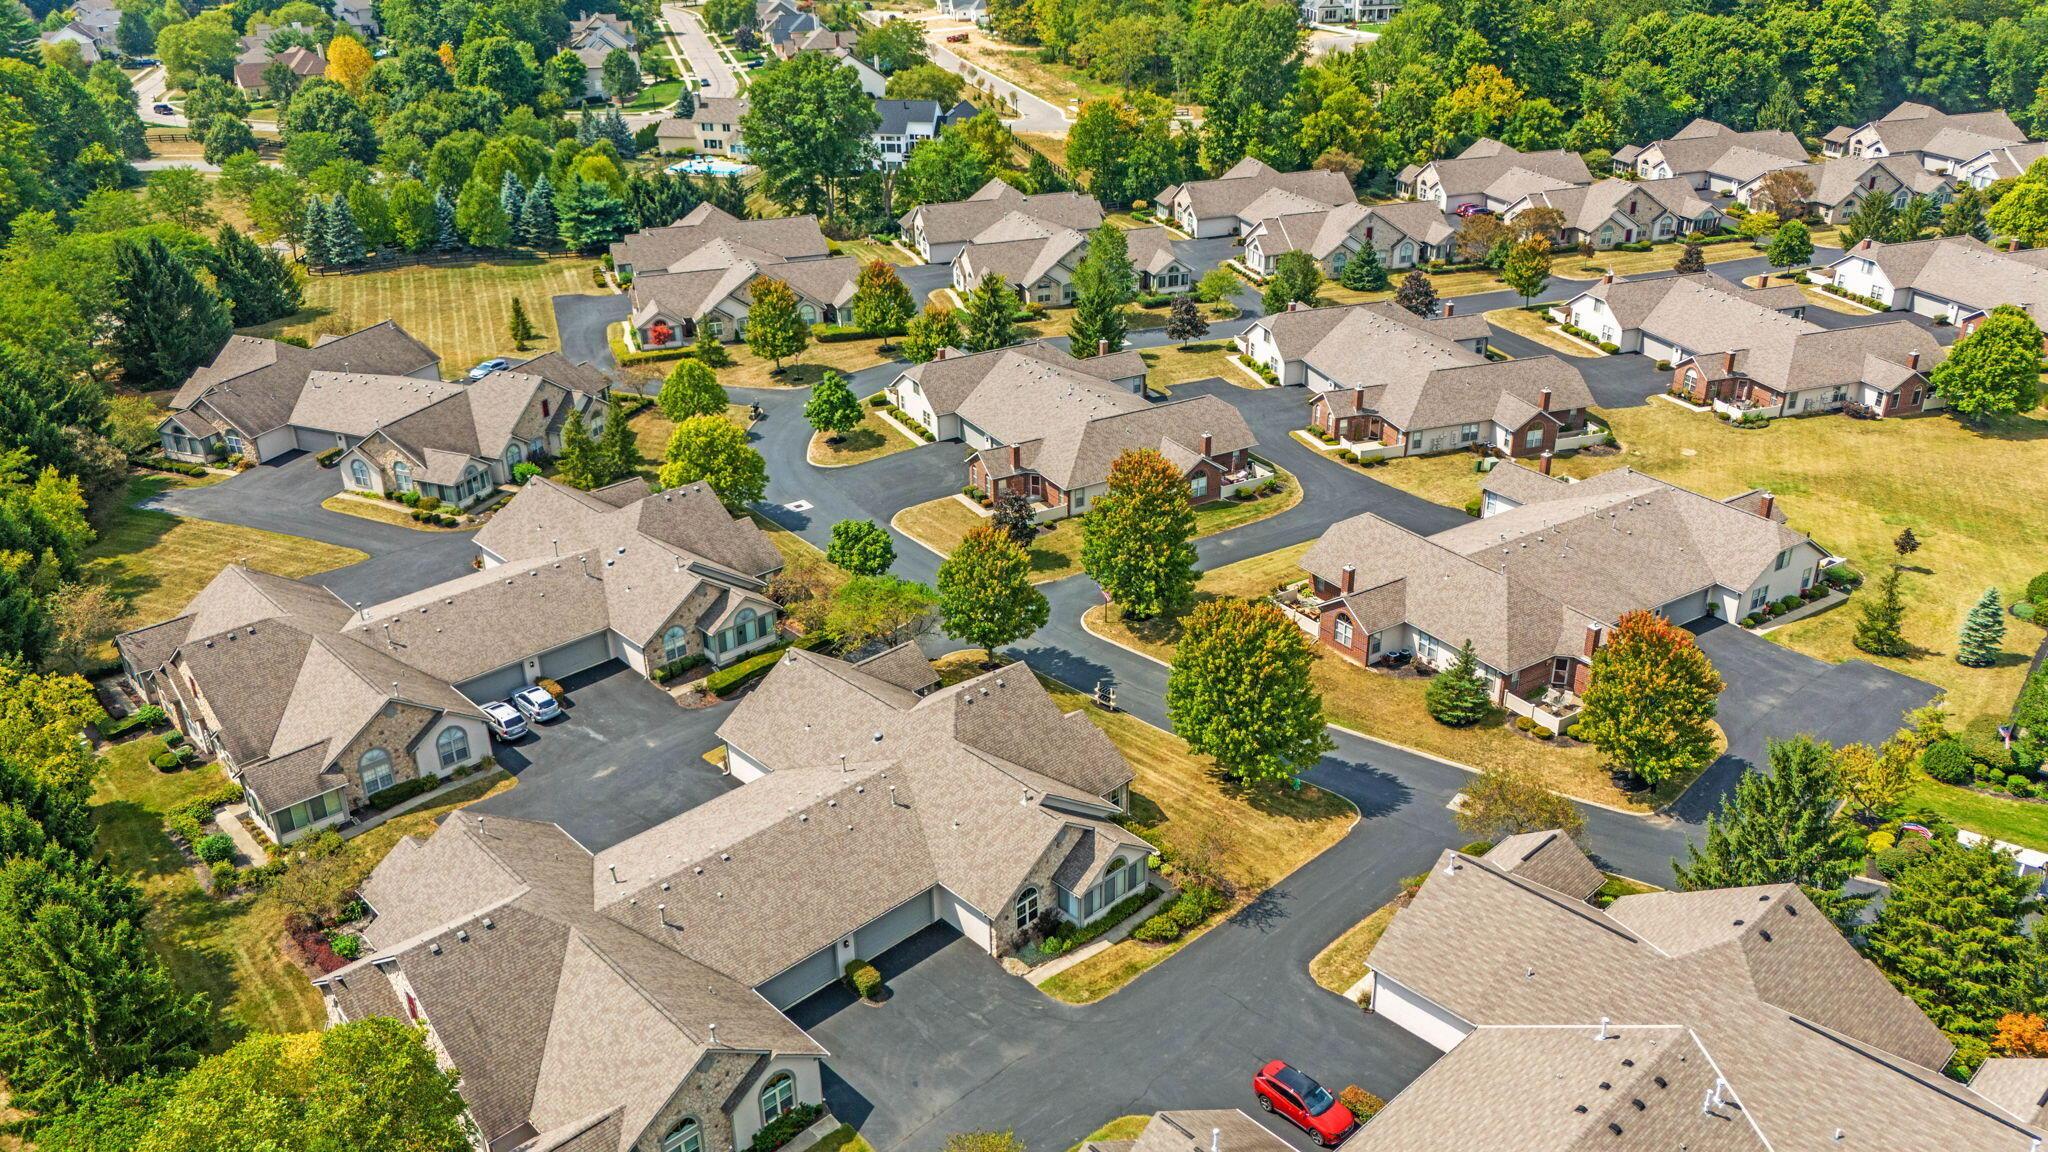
xmin=1029 ymin=884 xmax=1160 ymax=960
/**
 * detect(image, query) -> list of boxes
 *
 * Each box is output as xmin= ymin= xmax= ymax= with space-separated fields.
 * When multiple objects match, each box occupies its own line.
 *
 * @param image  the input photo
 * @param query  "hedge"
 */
xmin=98 ymin=705 xmax=167 ymax=739
xmin=703 ymin=633 xmax=831 ymax=696
xmin=1036 ymin=885 xmax=1158 ymax=956
xmin=650 ymin=652 xmax=708 ymax=682
xmin=612 ymin=392 xmax=653 ymax=415
xmin=843 ymin=957 xmax=883 ymax=998
xmin=748 ymin=1103 xmax=824 ymax=1152
xmin=365 ymin=775 xmax=440 ymax=811
xmin=136 ymin=455 xmax=210 ymax=477
xmin=1130 ymin=885 xmax=1226 ymax=944
xmin=315 ymin=446 xmax=344 ymax=467
xmin=812 ymin=323 xmax=877 ymax=343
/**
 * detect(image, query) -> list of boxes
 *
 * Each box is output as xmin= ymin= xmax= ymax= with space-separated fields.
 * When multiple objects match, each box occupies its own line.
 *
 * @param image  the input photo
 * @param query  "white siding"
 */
xmin=1370 ymin=972 xmax=1474 ymax=1052
xmin=726 ymin=744 xmax=771 ymax=783
xmin=934 ymin=885 xmax=993 ymax=950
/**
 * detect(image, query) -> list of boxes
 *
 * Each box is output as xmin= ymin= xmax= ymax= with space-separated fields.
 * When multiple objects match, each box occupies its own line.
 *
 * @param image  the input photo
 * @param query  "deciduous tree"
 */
xmin=1393 ymin=269 xmax=1437 ymax=317
xmin=1166 ymin=597 xmax=1334 ymax=785
xmin=990 ymin=493 xmax=1035 ymax=546
xmin=1500 ymin=237 xmax=1551 ymax=304
xmin=1261 ymin=250 xmax=1322 ymax=313
xmin=1454 ymin=764 xmax=1585 ymax=845
xmin=744 ymin=277 xmax=809 ymax=371
xmin=659 ymin=413 xmax=767 ymax=508
xmin=1931 ymin=304 xmax=2044 ymax=418
xmin=804 ymin=370 xmax=863 ymax=441
xmin=900 ymin=303 xmax=962 ymax=363
xmin=1763 ymin=218 xmax=1813 ymax=268
xmin=937 ymin=523 xmax=1048 ymax=657
xmin=1165 ymin=293 xmax=1208 ymax=344
xmin=824 ymin=575 xmax=937 ymax=650
xmin=658 ymin=359 xmax=727 ymax=422
xmin=826 ymin=519 xmax=895 ymax=576
xmin=851 ymin=261 xmax=915 ymax=342
xmin=1081 ymin=448 xmax=1197 ymax=619
xmin=1833 ymin=739 xmax=1910 ymax=823
xmin=324 ymin=34 xmax=374 ymax=95
xmin=741 ymin=52 xmax=879 ymax=218
xmin=1575 ymin=610 xmax=1724 ymax=787
xmin=601 ymin=48 xmax=640 ymax=104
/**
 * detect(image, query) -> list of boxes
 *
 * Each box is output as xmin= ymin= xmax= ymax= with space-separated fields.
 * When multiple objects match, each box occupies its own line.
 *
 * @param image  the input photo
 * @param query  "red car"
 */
xmin=1253 ymin=1060 xmax=1356 ymax=1146
xmin=946 ymin=31 xmax=970 ymax=41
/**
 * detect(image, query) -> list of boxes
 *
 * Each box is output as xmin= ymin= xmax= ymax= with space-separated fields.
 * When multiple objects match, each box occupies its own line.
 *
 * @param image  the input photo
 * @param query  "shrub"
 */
xmin=1921 ymin=738 xmax=1974 ymax=785
xmin=1460 ymin=840 xmax=1495 ymax=855
xmin=1463 ymin=494 xmax=1482 ymax=518
xmin=195 ymin=833 xmax=236 ymax=863
xmin=417 ymin=494 xmax=441 ymax=512
xmin=2027 ymin=572 xmax=2048 ymax=607
xmin=2009 ymin=772 xmax=2036 ymax=793
xmin=1532 ymin=726 xmax=1555 ymax=740
xmin=164 ymin=731 xmax=185 ymax=748
xmin=513 ymin=461 xmax=542 ymax=483
xmin=136 ymin=455 xmax=210 ymax=477
xmin=1971 ymin=738 xmax=2016 ymax=778
xmin=1654 ymin=360 xmax=1671 ymax=371
xmin=1822 ymin=565 xmax=1859 ymax=589
xmin=1037 ymin=934 xmax=1070 ymax=956
xmin=1776 ymin=595 xmax=1802 ymax=613
xmin=1333 ymin=448 xmax=1357 ymax=463
xmin=151 ymin=750 xmax=182 ymax=771
xmin=316 ymin=446 xmax=344 ymax=466
xmin=747 ymin=1102 xmax=824 ymax=1152
xmin=2019 ymin=602 xmax=2039 ymax=621
xmin=1874 ymin=835 xmax=1934 ymax=877
xmin=1339 ymin=1086 xmax=1384 ymax=1122
xmin=535 ymin=677 xmax=566 ymax=700
xmin=650 ymin=653 xmax=708 ymax=682
xmin=330 ymin=932 xmax=362 ymax=960
xmin=843 ymin=957 xmax=883 ymax=998
xmin=365 ymin=775 xmax=438 ymax=811
xmin=1599 ymin=341 xmax=1620 ymax=354
xmin=98 ymin=705 xmax=167 ymax=738
xmin=1865 ymin=829 xmax=1896 ymax=854
xmin=209 ymin=861 xmax=241 ymax=891
xmin=1513 ymin=715 xmax=1541 ymax=734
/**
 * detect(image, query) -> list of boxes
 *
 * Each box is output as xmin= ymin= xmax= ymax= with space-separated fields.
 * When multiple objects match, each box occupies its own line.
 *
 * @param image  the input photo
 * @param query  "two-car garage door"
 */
xmin=756 ymin=889 xmax=946 ymax=1009
xmin=455 ymin=631 xmax=616 ymax=706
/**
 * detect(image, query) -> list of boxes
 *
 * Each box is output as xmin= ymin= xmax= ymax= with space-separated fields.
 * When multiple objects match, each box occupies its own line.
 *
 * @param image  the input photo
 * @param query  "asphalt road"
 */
xmin=667 ymin=3 xmax=740 ymax=100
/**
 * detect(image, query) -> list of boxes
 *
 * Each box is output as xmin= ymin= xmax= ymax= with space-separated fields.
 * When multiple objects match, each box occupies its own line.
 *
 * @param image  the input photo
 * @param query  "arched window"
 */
xmin=662 ymin=1119 xmax=702 ymax=1152
xmin=1015 ymin=886 xmax=1038 ymax=930
xmin=735 ymin=606 xmax=756 ymax=642
xmin=506 ymin=442 xmax=524 ymax=467
xmin=392 ymin=460 xmax=413 ymax=492
xmin=436 ymin=725 xmax=469 ymax=768
xmin=1396 ymin=241 xmax=1413 ymax=265
xmin=359 ymin=748 xmax=394 ymax=795
xmin=349 ymin=459 xmax=370 ymax=488
xmin=662 ymin=625 xmax=689 ymax=664
xmin=798 ymin=303 xmax=817 ymax=324
xmin=759 ymin=1073 xmax=795 ymax=1125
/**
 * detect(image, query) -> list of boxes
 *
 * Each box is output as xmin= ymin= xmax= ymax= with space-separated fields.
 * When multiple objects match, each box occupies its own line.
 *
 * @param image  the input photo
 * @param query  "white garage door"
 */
xmin=757 ymin=946 xmax=839 ymax=1010
xmin=294 ymin=427 xmax=334 ymax=453
xmin=457 ymin=662 xmax=529 ymax=707
xmin=853 ymin=890 xmax=937 ymax=961
xmin=934 ymin=886 xmax=992 ymax=950
xmin=1658 ymin=589 xmax=1711 ymax=625
xmin=538 ymin=632 xmax=612 ymax=680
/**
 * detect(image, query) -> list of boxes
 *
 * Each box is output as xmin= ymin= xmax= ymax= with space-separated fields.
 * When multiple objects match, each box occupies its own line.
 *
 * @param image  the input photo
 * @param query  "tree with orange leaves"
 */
xmin=1575 ymin=610 xmax=1726 ymax=787
xmin=1995 ymin=1013 xmax=2048 ymax=1057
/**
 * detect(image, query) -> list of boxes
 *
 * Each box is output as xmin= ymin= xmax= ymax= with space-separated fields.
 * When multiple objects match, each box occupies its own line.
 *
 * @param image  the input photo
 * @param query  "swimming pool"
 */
xmin=667 ymin=156 xmax=751 ymax=177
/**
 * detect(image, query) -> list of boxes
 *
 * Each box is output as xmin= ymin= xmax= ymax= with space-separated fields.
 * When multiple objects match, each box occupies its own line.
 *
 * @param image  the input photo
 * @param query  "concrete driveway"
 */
xmin=1669 ymin=619 xmax=1939 ymax=822
xmin=471 ymin=661 xmax=742 ymax=851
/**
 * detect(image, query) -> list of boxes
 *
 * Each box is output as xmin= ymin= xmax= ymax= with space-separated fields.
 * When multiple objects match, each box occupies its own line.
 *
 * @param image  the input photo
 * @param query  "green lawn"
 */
xmin=246 ymin=256 xmax=598 ymax=379
xmin=84 ymin=475 xmax=367 ymax=657
xmin=809 ymin=407 xmax=920 ymax=467
xmin=1907 ymin=772 xmax=2048 ymax=850
xmin=1309 ymin=900 xmax=1399 ymax=994
xmin=625 ymin=80 xmax=684 ymax=111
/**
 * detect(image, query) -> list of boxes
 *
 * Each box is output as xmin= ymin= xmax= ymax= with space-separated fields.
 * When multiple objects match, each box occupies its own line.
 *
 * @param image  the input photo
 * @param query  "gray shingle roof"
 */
xmin=1410 ymin=139 xmax=1591 ymax=200
xmin=1156 ymin=159 xmax=1355 ymax=223
xmin=1125 ymin=1111 xmax=1291 ymax=1152
xmin=1831 ymin=234 xmax=2048 ymax=323
xmin=1480 ymin=831 xmax=1605 ymax=901
xmin=1632 ymin=119 xmax=1807 ymax=179
xmin=169 ymin=322 xmax=440 ymax=438
xmin=610 ymin=204 xmax=829 ymax=273
xmin=1846 ymin=101 xmax=2026 ymax=160
xmin=899 ymin=179 xmax=1105 ymax=246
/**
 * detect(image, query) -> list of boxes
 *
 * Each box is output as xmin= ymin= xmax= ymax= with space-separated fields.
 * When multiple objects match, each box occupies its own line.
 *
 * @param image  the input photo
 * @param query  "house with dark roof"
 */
xmin=232 ymin=31 xmax=326 ymax=94
xmin=312 ymin=647 xmax=1151 ymax=1152
xmin=899 ymin=178 xmax=1106 ymax=264
xmin=1395 ymin=139 xmax=1592 ymax=214
xmin=1155 ymin=157 xmax=1357 ymax=238
xmin=1348 ymin=834 xmax=2044 ymax=1151
xmin=116 ymin=477 xmax=786 ymax=841
xmin=1823 ymin=100 xmax=2029 ymax=173
xmin=888 ymin=340 xmax=1263 ymax=520
xmin=1824 ymin=234 xmax=2048 ymax=331
xmin=160 ymin=322 xmax=444 ymax=463
xmin=869 ymin=98 xmax=977 ymax=170
xmin=1614 ymin=118 xmax=1808 ymax=193
xmin=1301 ymin=463 xmax=1824 ymax=717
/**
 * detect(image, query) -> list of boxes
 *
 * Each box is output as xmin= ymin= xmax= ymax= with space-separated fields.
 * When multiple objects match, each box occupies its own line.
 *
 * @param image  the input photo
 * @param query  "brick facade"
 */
xmin=633 ymin=1049 xmax=779 ymax=1152
xmin=330 ymin=701 xmax=449 ymax=810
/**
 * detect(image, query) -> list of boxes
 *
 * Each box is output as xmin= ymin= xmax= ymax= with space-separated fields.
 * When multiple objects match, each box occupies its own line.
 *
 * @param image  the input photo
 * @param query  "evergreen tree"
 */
xmin=1339 ymin=245 xmax=1388 ymax=291
xmin=658 ymin=359 xmax=727 ymax=422
xmin=1930 ymin=304 xmax=2045 ymax=418
xmin=1081 ymin=448 xmax=1197 ymax=619
xmin=826 ymin=519 xmax=895 ymax=576
xmin=499 ymin=170 xmax=526 ymax=237
xmin=936 ymin=523 xmax=1049 ymax=658
xmin=689 ymin=324 xmax=733 ymax=367
xmin=1853 ymin=566 xmax=1910 ymax=657
xmin=109 ymin=238 xmax=232 ymax=389
xmin=744 ymin=278 xmax=809 ymax=371
xmin=1866 ymin=835 xmax=2040 ymax=1052
xmin=1673 ymin=239 xmax=1706 ymax=273
xmin=208 ymin=225 xmax=303 ymax=326
xmin=804 ymin=370 xmax=863 ymax=442
xmin=595 ymin=404 xmax=637 ymax=485
xmin=432 ymin=187 xmax=460 ymax=249
xmin=1165 ymin=293 xmax=1208 ymax=345
xmin=323 ymin=194 xmax=366 ymax=265
xmin=521 ymin=174 xmax=558 ymax=248
xmin=1070 ymin=223 xmax=1134 ymax=356
xmin=508 ymin=298 xmax=536 ymax=348
xmin=1394 ymin=269 xmax=1437 ymax=316
xmin=604 ymin=107 xmax=636 ymax=157
xmin=554 ymin=409 xmax=603 ymax=489
xmin=1261 ymin=250 xmax=1323 ymax=313
xmin=301 ymin=196 xmax=332 ymax=265
xmin=1958 ymin=587 xmax=2007 ymax=667
xmin=1843 ymin=194 xmax=1899 ymax=247
xmin=1026 ymin=149 xmax=1061 ymax=194
xmin=1942 ymin=185 xmax=1992 ymax=241
xmin=1424 ymin=639 xmax=1492 ymax=727
xmin=850 ymin=260 xmax=915 ymax=340
xmin=555 ymin=176 xmax=635 ymax=252
xmin=1576 ymin=610 xmax=1724 ymax=787
xmin=1673 ymin=735 xmax=1859 ymax=898
xmin=961 ymin=275 xmax=1018 ymax=353
xmin=1894 ymin=527 xmax=1921 ymax=558
xmin=1166 ymin=597 xmax=1335 ymax=785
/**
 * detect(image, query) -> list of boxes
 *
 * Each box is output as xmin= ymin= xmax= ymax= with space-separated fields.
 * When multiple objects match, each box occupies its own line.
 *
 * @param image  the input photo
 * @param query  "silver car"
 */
xmin=481 ymin=700 xmax=528 ymax=740
xmin=510 ymin=685 xmax=562 ymax=723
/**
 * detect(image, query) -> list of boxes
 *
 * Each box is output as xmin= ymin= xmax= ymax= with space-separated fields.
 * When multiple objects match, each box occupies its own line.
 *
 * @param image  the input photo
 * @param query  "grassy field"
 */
xmin=84 ymin=475 xmax=367 ymax=653
xmin=808 ymin=407 xmax=920 ymax=466
xmin=93 ymin=738 xmax=516 ymax=1040
xmin=248 ymin=257 xmax=598 ymax=379
xmin=1034 ymin=680 xmax=1356 ymax=1004
xmin=1483 ymin=307 xmax=1604 ymax=357
xmin=625 ymin=80 xmax=684 ymax=111
xmin=1907 ymin=772 xmax=2048 ymax=848
xmin=1140 ymin=341 xmax=1252 ymax=390
xmin=1308 ymin=899 xmax=1400 ymax=994
xmin=837 ymin=238 xmax=915 ymax=266
xmin=894 ymin=471 xmax=1300 ymax=583
xmin=947 ymin=32 xmax=1120 ymax=110
xmin=1083 ymin=541 xmax=1708 ymax=812
xmin=319 ymin=492 xmax=467 ymax=530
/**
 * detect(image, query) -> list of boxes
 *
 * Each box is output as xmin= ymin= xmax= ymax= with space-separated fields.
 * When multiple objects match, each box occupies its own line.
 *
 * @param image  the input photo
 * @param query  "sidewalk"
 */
xmin=216 ymin=803 xmax=272 ymax=867
xmin=1022 ymin=883 xmax=1177 ymax=986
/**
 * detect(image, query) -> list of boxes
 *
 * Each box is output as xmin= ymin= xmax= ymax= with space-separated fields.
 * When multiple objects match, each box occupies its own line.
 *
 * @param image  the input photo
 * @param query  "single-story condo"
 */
xmin=1822 ymin=234 xmax=2048 ymax=331
xmin=1242 ymin=199 xmax=1459 ymax=276
xmin=1731 ymin=155 xmax=1953 ymax=224
xmin=952 ymin=218 xmax=1189 ymax=302
xmin=899 ymin=178 xmax=1105 ymax=264
xmin=1504 ymin=176 xmax=1722 ymax=250
xmin=1395 ymin=139 xmax=1591 ymax=213
xmin=1613 ymin=119 xmax=1808 ymax=193
xmin=1548 ymin=272 xmax=1809 ymax=360
xmin=1155 ymin=156 xmax=1356 ymax=238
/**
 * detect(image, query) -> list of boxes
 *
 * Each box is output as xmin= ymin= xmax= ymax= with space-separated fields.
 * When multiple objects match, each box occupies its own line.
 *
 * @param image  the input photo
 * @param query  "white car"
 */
xmin=481 ymin=700 xmax=528 ymax=740
xmin=511 ymin=685 xmax=562 ymax=723
xmin=467 ymin=357 xmax=510 ymax=380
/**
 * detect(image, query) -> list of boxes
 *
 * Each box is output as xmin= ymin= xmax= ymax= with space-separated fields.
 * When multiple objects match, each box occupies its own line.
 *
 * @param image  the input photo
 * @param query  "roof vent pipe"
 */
xmin=1597 ymin=1016 xmax=1611 ymax=1040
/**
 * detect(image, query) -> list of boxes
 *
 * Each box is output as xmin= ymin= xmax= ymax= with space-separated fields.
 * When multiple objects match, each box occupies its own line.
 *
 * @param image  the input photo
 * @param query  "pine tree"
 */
xmin=936 ymin=523 xmax=1049 ymax=658
xmin=1424 ymin=639 xmax=1492 ymax=727
xmin=555 ymin=409 xmax=603 ymax=488
xmin=1576 ymin=610 xmax=1724 ymax=787
xmin=1673 ymin=239 xmax=1706 ymax=273
xmin=744 ymin=277 xmax=809 ymax=371
xmin=1894 ymin=527 xmax=1921 ymax=558
xmin=659 ymin=359 xmax=728 ymax=421
xmin=432 ymin=187 xmax=460 ymax=250
xmin=1394 ymin=269 xmax=1437 ymax=316
xmin=1853 ymin=566 xmax=1910 ymax=657
xmin=207 ymin=225 xmax=303 ymax=326
xmin=690 ymin=323 xmax=733 ymax=367
xmin=1081 ymin=448 xmax=1198 ymax=619
xmin=1942 ymin=185 xmax=1992 ymax=241
xmin=1070 ymin=223 xmax=1133 ymax=356
xmin=1165 ymin=293 xmax=1208 ymax=345
xmin=521 ymin=175 xmax=558 ymax=248
xmin=604 ymin=107 xmax=636 ymax=157
xmin=500 ymin=170 xmax=527 ymax=237
xmin=323 ymin=195 xmax=366 ymax=265
xmin=508 ymin=298 xmax=536 ymax=348
xmin=1026 ymin=150 xmax=1061 ymax=194
xmin=1958 ymin=587 xmax=2007 ymax=667
xmin=595 ymin=404 xmax=637 ymax=485
xmin=1339 ymin=245 xmax=1388 ymax=291
xmin=1865 ymin=835 xmax=2039 ymax=1045
xmin=1261 ymin=251 xmax=1323 ymax=313
xmin=1166 ymin=597 xmax=1335 ymax=785
xmin=804 ymin=370 xmax=864 ymax=442
xmin=301 ymin=196 xmax=332 ymax=266
xmin=1843 ymin=194 xmax=1899 ymax=247
xmin=961 ymin=275 xmax=1017 ymax=352
xmin=109 ymin=238 xmax=232 ymax=389
xmin=1674 ymin=735 xmax=1858 ymax=898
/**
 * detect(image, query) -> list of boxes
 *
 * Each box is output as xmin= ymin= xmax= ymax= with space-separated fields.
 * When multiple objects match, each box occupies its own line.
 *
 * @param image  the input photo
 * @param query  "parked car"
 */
xmin=510 ymin=685 xmax=562 ymax=723
xmin=1253 ymin=1061 xmax=1356 ymax=1147
xmin=152 ymin=102 xmax=175 ymax=115
xmin=467 ymin=357 xmax=511 ymax=380
xmin=1453 ymin=203 xmax=1492 ymax=218
xmin=481 ymin=700 xmax=529 ymax=741
xmin=946 ymin=31 xmax=969 ymax=41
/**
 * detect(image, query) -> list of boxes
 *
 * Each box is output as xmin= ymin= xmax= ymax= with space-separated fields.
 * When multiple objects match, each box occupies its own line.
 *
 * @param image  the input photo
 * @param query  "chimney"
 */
xmin=1759 ymin=492 xmax=1775 ymax=519
xmin=1584 ymin=622 xmax=1602 ymax=658
xmin=1538 ymin=387 xmax=1551 ymax=411
xmin=1199 ymin=430 xmax=1213 ymax=456
xmin=1857 ymin=237 xmax=1873 ymax=251
xmin=1340 ymin=564 xmax=1356 ymax=593
xmin=1007 ymin=443 xmax=1019 ymax=471
xmin=1443 ymin=301 xmax=1455 ymax=317
xmin=1538 ymin=450 xmax=1553 ymax=475
xmin=1352 ymin=389 xmax=1363 ymax=413
xmin=1601 ymin=271 xmax=1614 ymax=285
xmin=935 ymin=347 xmax=947 ymax=360
xmin=1097 ymin=338 xmax=1109 ymax=357
xmin=1722 ymin=350 xmax=1737 ymax=377
xmin=1288 ymin=300 xmax=1306 ymax=312
xmin=1906 ymin=350 xmax=1919 ymax=370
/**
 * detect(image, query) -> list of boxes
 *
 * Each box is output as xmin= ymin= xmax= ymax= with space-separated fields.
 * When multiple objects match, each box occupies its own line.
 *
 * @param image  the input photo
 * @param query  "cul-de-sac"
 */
xmin=9 ymin=0 xmax=2048 ymax=1147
